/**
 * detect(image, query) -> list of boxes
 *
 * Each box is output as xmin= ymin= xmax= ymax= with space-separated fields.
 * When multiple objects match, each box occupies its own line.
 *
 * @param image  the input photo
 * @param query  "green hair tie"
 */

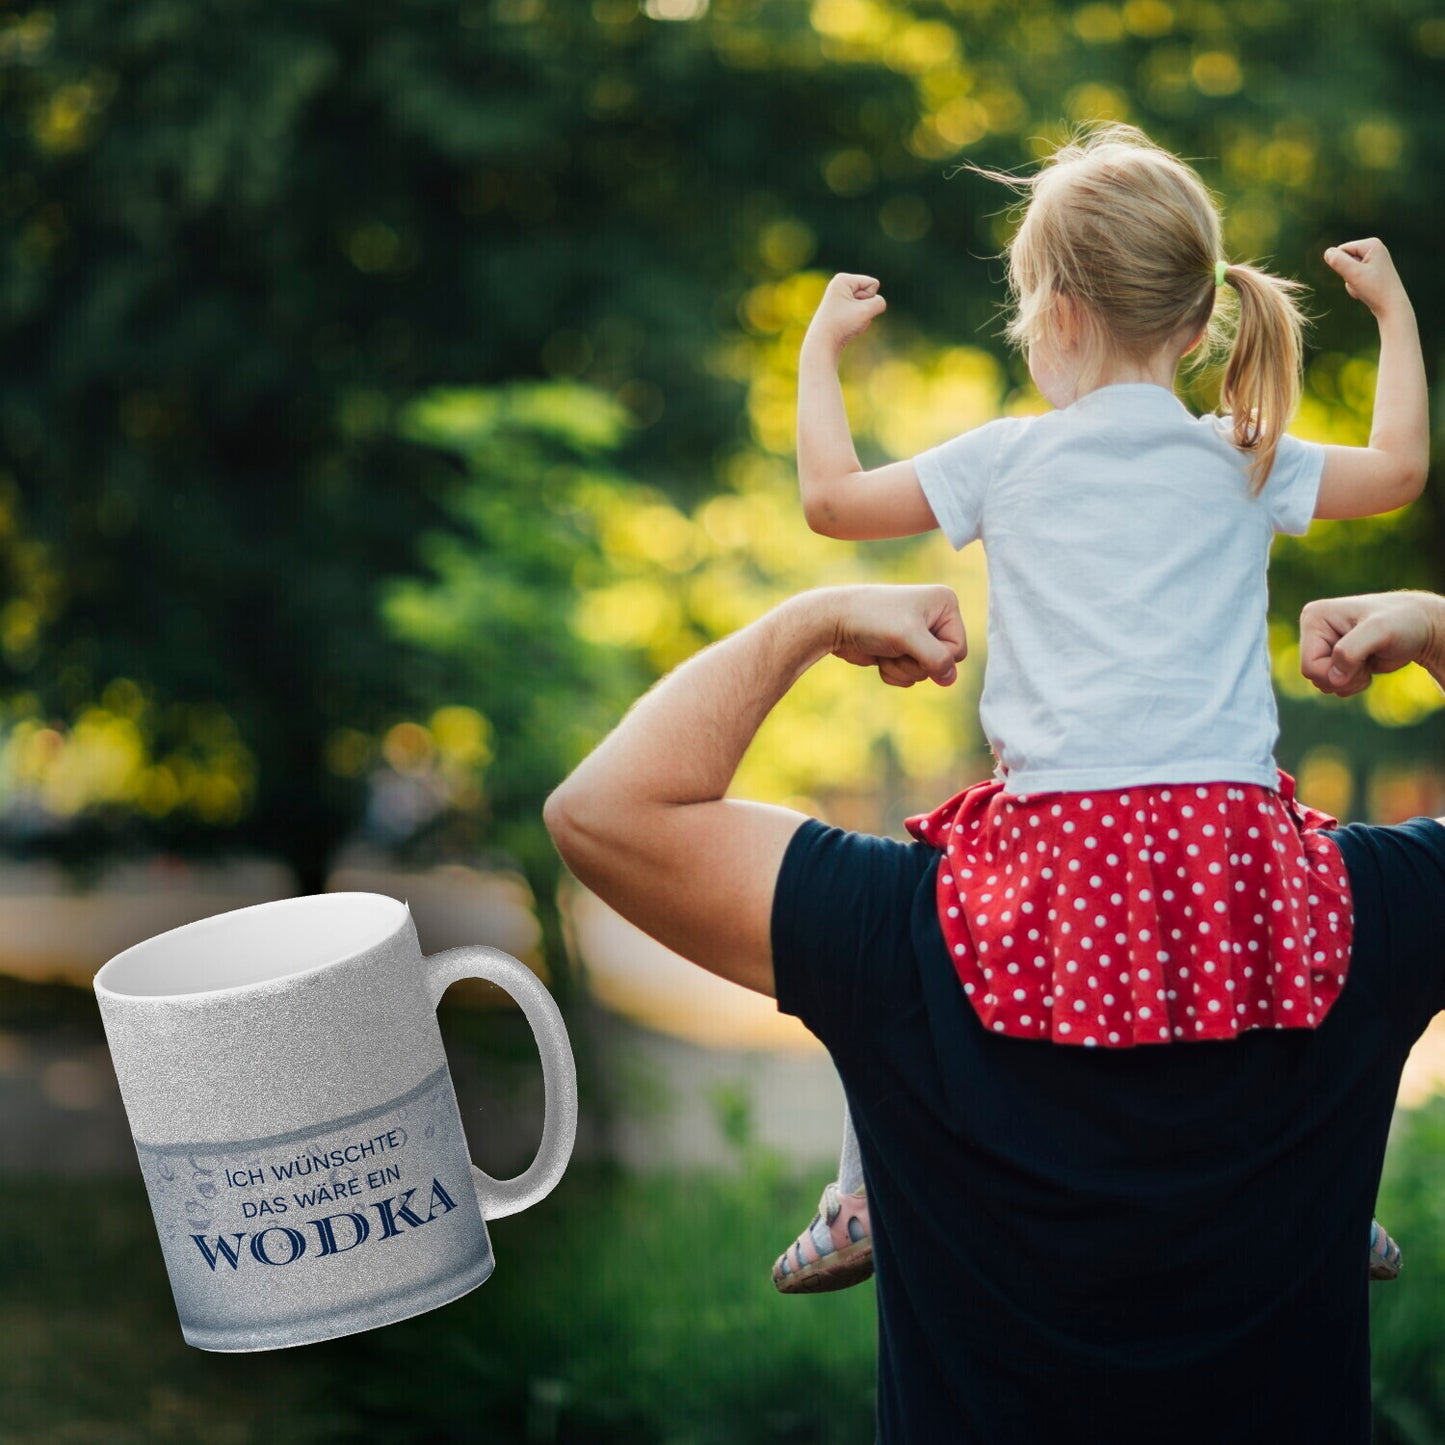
xmin=1215 ymin=259 xmax=1228 ymax=287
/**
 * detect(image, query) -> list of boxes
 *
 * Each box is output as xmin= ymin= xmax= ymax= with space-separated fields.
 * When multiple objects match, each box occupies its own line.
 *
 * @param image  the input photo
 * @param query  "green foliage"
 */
xmin=380 ymin=381 xmax=655 ymax=885
xmin=402 ymin=383 xmax=631 ymax=458
xmin=0 ymin=0 xmax=1441 ymax=895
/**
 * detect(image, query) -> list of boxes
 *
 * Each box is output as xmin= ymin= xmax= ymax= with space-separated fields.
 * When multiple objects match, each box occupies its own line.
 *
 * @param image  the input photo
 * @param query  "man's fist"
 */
xmin=829 ymin=584 xmax=967 ymax=689
xmin=1299 ymin=591 xmax=1445 ymax=697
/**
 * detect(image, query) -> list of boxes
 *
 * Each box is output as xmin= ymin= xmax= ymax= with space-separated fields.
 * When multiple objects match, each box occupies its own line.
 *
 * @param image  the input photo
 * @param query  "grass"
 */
xmin=8 ymin=960 xmax=1445 ymax=1445
xmin=1370 ymin=1100 xmax=1445 ymax=1445
xmin=9 ymin=1115 xmax=1445 ymax=1443
xmin=0 ymin=1159 xmax=877 ymax=1445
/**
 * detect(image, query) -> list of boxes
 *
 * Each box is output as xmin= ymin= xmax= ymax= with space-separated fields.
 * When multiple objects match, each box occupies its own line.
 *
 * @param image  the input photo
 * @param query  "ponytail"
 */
xmin=1217 ymin=263 xmax=1307 ymax=494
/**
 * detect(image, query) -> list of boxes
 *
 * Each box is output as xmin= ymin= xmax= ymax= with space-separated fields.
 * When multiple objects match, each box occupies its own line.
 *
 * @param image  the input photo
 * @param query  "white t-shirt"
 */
xmin=913 ymin=382 xmax=1325 ymax=796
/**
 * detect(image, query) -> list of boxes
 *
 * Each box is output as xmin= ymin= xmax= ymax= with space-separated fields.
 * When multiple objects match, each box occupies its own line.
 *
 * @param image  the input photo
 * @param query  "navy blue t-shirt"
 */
xmin=771 ymin=816 xmax=1445 ymax=1444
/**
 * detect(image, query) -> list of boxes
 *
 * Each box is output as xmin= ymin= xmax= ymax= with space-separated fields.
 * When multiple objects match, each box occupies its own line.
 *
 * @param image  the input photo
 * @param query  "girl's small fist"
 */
xmin=1324 ymin=239 xmax=1406 ymax=319
xmin=808 ymin=272 xmax=888 ymax=352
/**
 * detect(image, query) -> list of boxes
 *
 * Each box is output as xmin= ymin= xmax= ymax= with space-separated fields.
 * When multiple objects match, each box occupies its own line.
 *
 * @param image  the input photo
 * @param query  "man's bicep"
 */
xmin=562 ymin=799 xmax=809 ymax=999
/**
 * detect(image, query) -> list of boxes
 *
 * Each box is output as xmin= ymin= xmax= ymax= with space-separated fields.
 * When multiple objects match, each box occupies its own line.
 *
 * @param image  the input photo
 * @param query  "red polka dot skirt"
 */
xmin=904 ymin=772 xmax=1352 ymax=1048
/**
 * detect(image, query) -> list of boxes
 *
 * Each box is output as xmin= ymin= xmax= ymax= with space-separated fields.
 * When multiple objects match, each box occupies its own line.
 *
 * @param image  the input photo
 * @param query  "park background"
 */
xmin=4 ymin=0 xmax=1445 ymax=1440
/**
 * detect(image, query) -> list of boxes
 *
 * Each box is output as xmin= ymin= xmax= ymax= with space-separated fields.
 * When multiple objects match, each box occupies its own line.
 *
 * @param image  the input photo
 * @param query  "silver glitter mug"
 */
xmin=93 ymin=891 xmax=577 ymax=1352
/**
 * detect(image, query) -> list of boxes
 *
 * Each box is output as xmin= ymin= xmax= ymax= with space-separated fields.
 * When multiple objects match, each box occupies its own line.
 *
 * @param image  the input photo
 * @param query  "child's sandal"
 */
xmin=1370 ymin=1218 xmax=1402 ymax=1281
xmin=772 ymin=1182 xmax=873 ymax=1294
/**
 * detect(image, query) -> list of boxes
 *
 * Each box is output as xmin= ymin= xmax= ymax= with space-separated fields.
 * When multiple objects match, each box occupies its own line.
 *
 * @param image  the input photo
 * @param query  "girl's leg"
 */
xmin=772 ymin=1100 xmax=874 ymax=1294
xmin=837 ymin=1103 xmax=864 ymax=1195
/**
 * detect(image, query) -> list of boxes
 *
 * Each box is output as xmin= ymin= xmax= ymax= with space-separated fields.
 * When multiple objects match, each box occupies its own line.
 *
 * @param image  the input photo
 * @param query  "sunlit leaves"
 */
xmin=823 ymin=147 xmax=878 ymax=195
xmin=575 ymin=576 xmax=687 ymax=656
xmin=0 ymin=9 xmax=55 ymax=66
xmin=33 ymin=80 xmax=103 ymax=153
xmin=1073 ymin=5 xmax=1126 ymax=44
xmin=1351 ymin=118 xmax=1405 ymax=171
xmin=1360 ymin=666 xmax=1445 ymax=729
xmin=576 ymin=452 xmax=989 ymax=810
xmin=1294 ymin=744 xmax=1353 ymax=818
xmin=1122 ymin=0 xmax=1174 ymax=38
xmin=361 ymin=706 xmax=493 ymax=816
xmin=735 ymin=263 xmax=1004 ymax=463
xmin=757 ymin=217 xmax=818 ymax=273
xmin=396 ymin=373 xmax=988 ymax=820
xmin=0 ymin=476 xmax=64 ymax=673
xmin=402 ymin=383 xmax=629 ymax=457
xmin=1 ymin=0 xmax=1439 ymax=880
xmin=1271 ymin=617 xmax=1443 ymax=730
xmin=1417 ymin=17 xmax=1445 ymax=57
xmin=863 ymin=345 xmax=1004 ymax=457
xmin=1190 ymin=50 xmax=1242 ymax=96
xmin=1064 ymin=83 xmax=1131 ymax=124
xmin=0 ymin=685 xmax=256 ymax=826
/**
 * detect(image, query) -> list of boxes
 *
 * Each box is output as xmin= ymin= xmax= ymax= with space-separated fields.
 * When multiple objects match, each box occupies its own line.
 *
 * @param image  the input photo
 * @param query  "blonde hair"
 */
xmin=974 ymin=124 xmax=1306 ymax=492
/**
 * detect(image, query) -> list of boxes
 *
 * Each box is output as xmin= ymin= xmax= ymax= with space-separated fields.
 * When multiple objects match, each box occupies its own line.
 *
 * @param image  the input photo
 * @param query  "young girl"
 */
xmin=773 ymin=124 xmax=1426 ymax=1294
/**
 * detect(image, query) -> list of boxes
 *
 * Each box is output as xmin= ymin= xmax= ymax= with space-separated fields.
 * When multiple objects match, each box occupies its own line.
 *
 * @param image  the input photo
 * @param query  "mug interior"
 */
xmin=96 ymin=892 xmax=410 ymax=999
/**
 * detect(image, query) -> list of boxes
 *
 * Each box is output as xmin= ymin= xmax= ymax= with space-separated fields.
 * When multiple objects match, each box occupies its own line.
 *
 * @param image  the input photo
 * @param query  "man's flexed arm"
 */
xmin=544 ymin=585 xmax=967 ymax=997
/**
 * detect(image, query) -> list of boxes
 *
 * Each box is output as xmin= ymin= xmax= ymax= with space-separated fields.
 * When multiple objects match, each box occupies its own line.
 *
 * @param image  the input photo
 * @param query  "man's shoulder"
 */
xmin=1328 ymin=815 xmax=1445 ymax=926
xmin=1329 ymin=816 xmax=1445 ymax=1036
xmin=1331 ymin=814 xmax=1445 ymax=877
xmin=774 ymin=820 xmax=941 ymax=949
xmin=771 ymin=820 xmax=943 ymax=1052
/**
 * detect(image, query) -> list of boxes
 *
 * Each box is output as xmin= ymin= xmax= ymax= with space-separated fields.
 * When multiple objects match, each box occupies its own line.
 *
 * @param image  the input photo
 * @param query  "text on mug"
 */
xmin=191 ymin=1177 xmax=459 ymax=1271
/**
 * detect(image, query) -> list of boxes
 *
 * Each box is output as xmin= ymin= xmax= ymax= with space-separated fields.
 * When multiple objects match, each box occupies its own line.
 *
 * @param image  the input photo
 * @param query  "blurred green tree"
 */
xmin=0 ymin=0 xmax=1439 ymax=907
xmin=379 ymin=381 xmax=660 ymax=889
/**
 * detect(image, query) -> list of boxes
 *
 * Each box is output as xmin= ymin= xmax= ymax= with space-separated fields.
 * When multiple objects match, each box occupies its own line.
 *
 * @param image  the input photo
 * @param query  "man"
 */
xmin=544 ymin=585 xmax=1445 ymax=1443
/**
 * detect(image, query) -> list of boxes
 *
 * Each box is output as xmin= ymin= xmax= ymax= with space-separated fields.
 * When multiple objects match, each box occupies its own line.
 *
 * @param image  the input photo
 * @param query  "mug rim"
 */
xmin=94 ymin=891 xmax=412 ymax=1004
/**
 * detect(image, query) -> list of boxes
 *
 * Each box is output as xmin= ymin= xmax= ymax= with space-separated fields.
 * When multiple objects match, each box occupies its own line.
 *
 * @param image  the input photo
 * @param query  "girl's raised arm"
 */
xmin=797 ymin=273 xmax=940 ymax=541
xmin=1313 ymin=240 xmax=1429 ymax=521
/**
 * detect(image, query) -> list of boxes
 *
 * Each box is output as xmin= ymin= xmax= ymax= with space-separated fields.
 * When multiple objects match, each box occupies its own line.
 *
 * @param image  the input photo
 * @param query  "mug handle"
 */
xmin=424 ymin=945 xmax=578 ymax=1221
